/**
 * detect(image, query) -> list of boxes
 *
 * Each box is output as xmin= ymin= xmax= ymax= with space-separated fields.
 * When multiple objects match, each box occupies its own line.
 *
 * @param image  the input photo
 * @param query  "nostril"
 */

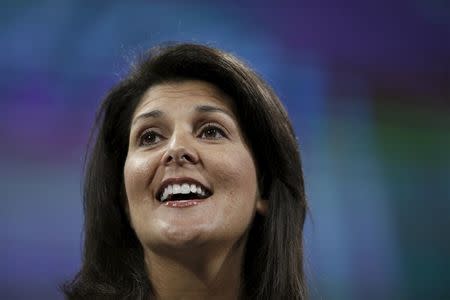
xmin=162 ymin=147 xmax=198 ymax=165
xmin=180 ymin=154 xmax=193 ymax=163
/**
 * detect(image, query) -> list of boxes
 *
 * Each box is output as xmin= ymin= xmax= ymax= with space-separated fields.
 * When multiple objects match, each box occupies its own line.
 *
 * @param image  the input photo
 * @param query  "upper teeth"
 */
xmin=160 ymin=183 xmax=206 ymax=202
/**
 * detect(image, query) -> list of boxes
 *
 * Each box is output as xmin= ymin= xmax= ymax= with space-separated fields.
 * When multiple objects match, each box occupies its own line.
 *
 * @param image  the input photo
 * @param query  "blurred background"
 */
xmin=1 ymin=0 xmax=449 ymax=299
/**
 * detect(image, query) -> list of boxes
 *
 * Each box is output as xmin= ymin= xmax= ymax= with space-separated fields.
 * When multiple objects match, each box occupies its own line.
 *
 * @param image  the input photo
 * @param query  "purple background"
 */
xmin=1 ymin=0 xmax=449 ymax=299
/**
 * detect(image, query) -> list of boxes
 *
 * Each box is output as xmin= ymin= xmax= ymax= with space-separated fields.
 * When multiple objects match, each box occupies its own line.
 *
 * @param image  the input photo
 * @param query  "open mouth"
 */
xmin=156 ymin=182 xmax=212 ymax=203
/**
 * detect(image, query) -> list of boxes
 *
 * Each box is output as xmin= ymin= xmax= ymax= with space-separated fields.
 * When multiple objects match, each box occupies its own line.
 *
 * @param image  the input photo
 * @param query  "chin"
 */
xmin=154 ymin=222 xmax=214 ymax=250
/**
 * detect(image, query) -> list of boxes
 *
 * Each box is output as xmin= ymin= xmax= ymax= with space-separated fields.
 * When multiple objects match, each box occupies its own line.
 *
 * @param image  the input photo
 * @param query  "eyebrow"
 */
xmin=132 ymin=110 xmax=163 ymax=125
xmin=195 ymin=105 xmax=233 ymax=118
xmin=132 ymin=105 xmax=233 ymax=125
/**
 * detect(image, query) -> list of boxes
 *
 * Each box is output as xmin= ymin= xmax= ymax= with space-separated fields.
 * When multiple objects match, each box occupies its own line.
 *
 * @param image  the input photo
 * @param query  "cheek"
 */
xmin=217 ymin=152 xmax=259 ymax=234
xmin=124 ymin=153 xmax=159 ymax=203
xmin=210 ymin=147 xmax=259 ymax=206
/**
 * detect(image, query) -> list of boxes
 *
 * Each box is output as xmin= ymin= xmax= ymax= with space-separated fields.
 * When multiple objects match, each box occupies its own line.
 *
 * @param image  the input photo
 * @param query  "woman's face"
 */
xmin=124 ymin=80 xmax=266 ymax=251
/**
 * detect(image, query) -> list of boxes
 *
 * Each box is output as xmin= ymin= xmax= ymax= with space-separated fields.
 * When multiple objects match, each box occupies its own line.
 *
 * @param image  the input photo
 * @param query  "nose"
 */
xmin=161 ymin=131 xmax=199 ymax=166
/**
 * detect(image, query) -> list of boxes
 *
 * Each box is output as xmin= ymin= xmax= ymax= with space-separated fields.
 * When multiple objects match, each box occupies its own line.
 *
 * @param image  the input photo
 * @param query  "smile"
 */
xmin=156 ymin=179 xmax=212 ymax=202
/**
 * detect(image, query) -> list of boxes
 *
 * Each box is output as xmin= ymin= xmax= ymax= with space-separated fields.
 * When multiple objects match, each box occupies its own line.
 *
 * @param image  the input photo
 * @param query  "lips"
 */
xmin=155 ymin=178 xmax=212 ymax=202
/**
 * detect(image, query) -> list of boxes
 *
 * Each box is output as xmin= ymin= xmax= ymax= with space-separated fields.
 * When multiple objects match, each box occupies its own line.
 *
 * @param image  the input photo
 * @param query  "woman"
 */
xmin=63 ymin=43 xmax=308 ymax=299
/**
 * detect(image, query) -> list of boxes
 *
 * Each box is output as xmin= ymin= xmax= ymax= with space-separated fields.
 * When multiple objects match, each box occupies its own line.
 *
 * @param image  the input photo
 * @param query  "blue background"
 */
xmin=1 ymin=0 xmax=449 ymax=299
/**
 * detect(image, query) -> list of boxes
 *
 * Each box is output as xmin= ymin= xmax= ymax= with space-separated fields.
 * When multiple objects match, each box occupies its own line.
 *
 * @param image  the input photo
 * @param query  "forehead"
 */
xmin=134 ymin=80 xmax=236 ymax=116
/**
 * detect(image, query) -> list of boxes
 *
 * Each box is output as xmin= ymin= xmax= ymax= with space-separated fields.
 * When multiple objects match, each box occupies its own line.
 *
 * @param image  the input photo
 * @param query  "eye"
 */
xmin=139 ymin=129 xmax=163 ymax=146
xmin=198 ymin=123 xmax=227 ymax=140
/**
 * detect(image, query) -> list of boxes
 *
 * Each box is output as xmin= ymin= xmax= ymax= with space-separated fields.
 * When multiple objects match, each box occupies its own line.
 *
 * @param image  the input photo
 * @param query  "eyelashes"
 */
xmin=198 ymin=123 xmax=227 ymax=140
xmin=137 ymin=122 xmax=228 ymax=147
xmin=139 ymin=129 xmax=163 ymax=146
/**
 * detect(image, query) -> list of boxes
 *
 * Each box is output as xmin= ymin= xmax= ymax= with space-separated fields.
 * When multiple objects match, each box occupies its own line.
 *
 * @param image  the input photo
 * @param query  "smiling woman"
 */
xmin=62 ymin=43 xmax=308 ymax=299
xmin=125 ymin=81 xmax=265 ymax=254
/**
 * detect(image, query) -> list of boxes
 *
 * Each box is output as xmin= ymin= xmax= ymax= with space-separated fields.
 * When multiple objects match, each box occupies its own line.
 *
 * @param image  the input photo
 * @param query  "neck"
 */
xmin=144 ymin=242 xmax=246 ymax=300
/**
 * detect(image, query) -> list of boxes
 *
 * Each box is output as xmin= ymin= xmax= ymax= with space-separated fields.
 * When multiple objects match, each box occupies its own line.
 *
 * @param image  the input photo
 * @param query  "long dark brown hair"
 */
xmin=63 ymin=43 xmax=308 ymax=299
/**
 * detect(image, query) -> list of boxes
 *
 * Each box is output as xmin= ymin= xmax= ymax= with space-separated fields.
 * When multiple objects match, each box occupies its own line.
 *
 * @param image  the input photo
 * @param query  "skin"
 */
xmin=124 ymin=80 xmax=267 ymax=299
